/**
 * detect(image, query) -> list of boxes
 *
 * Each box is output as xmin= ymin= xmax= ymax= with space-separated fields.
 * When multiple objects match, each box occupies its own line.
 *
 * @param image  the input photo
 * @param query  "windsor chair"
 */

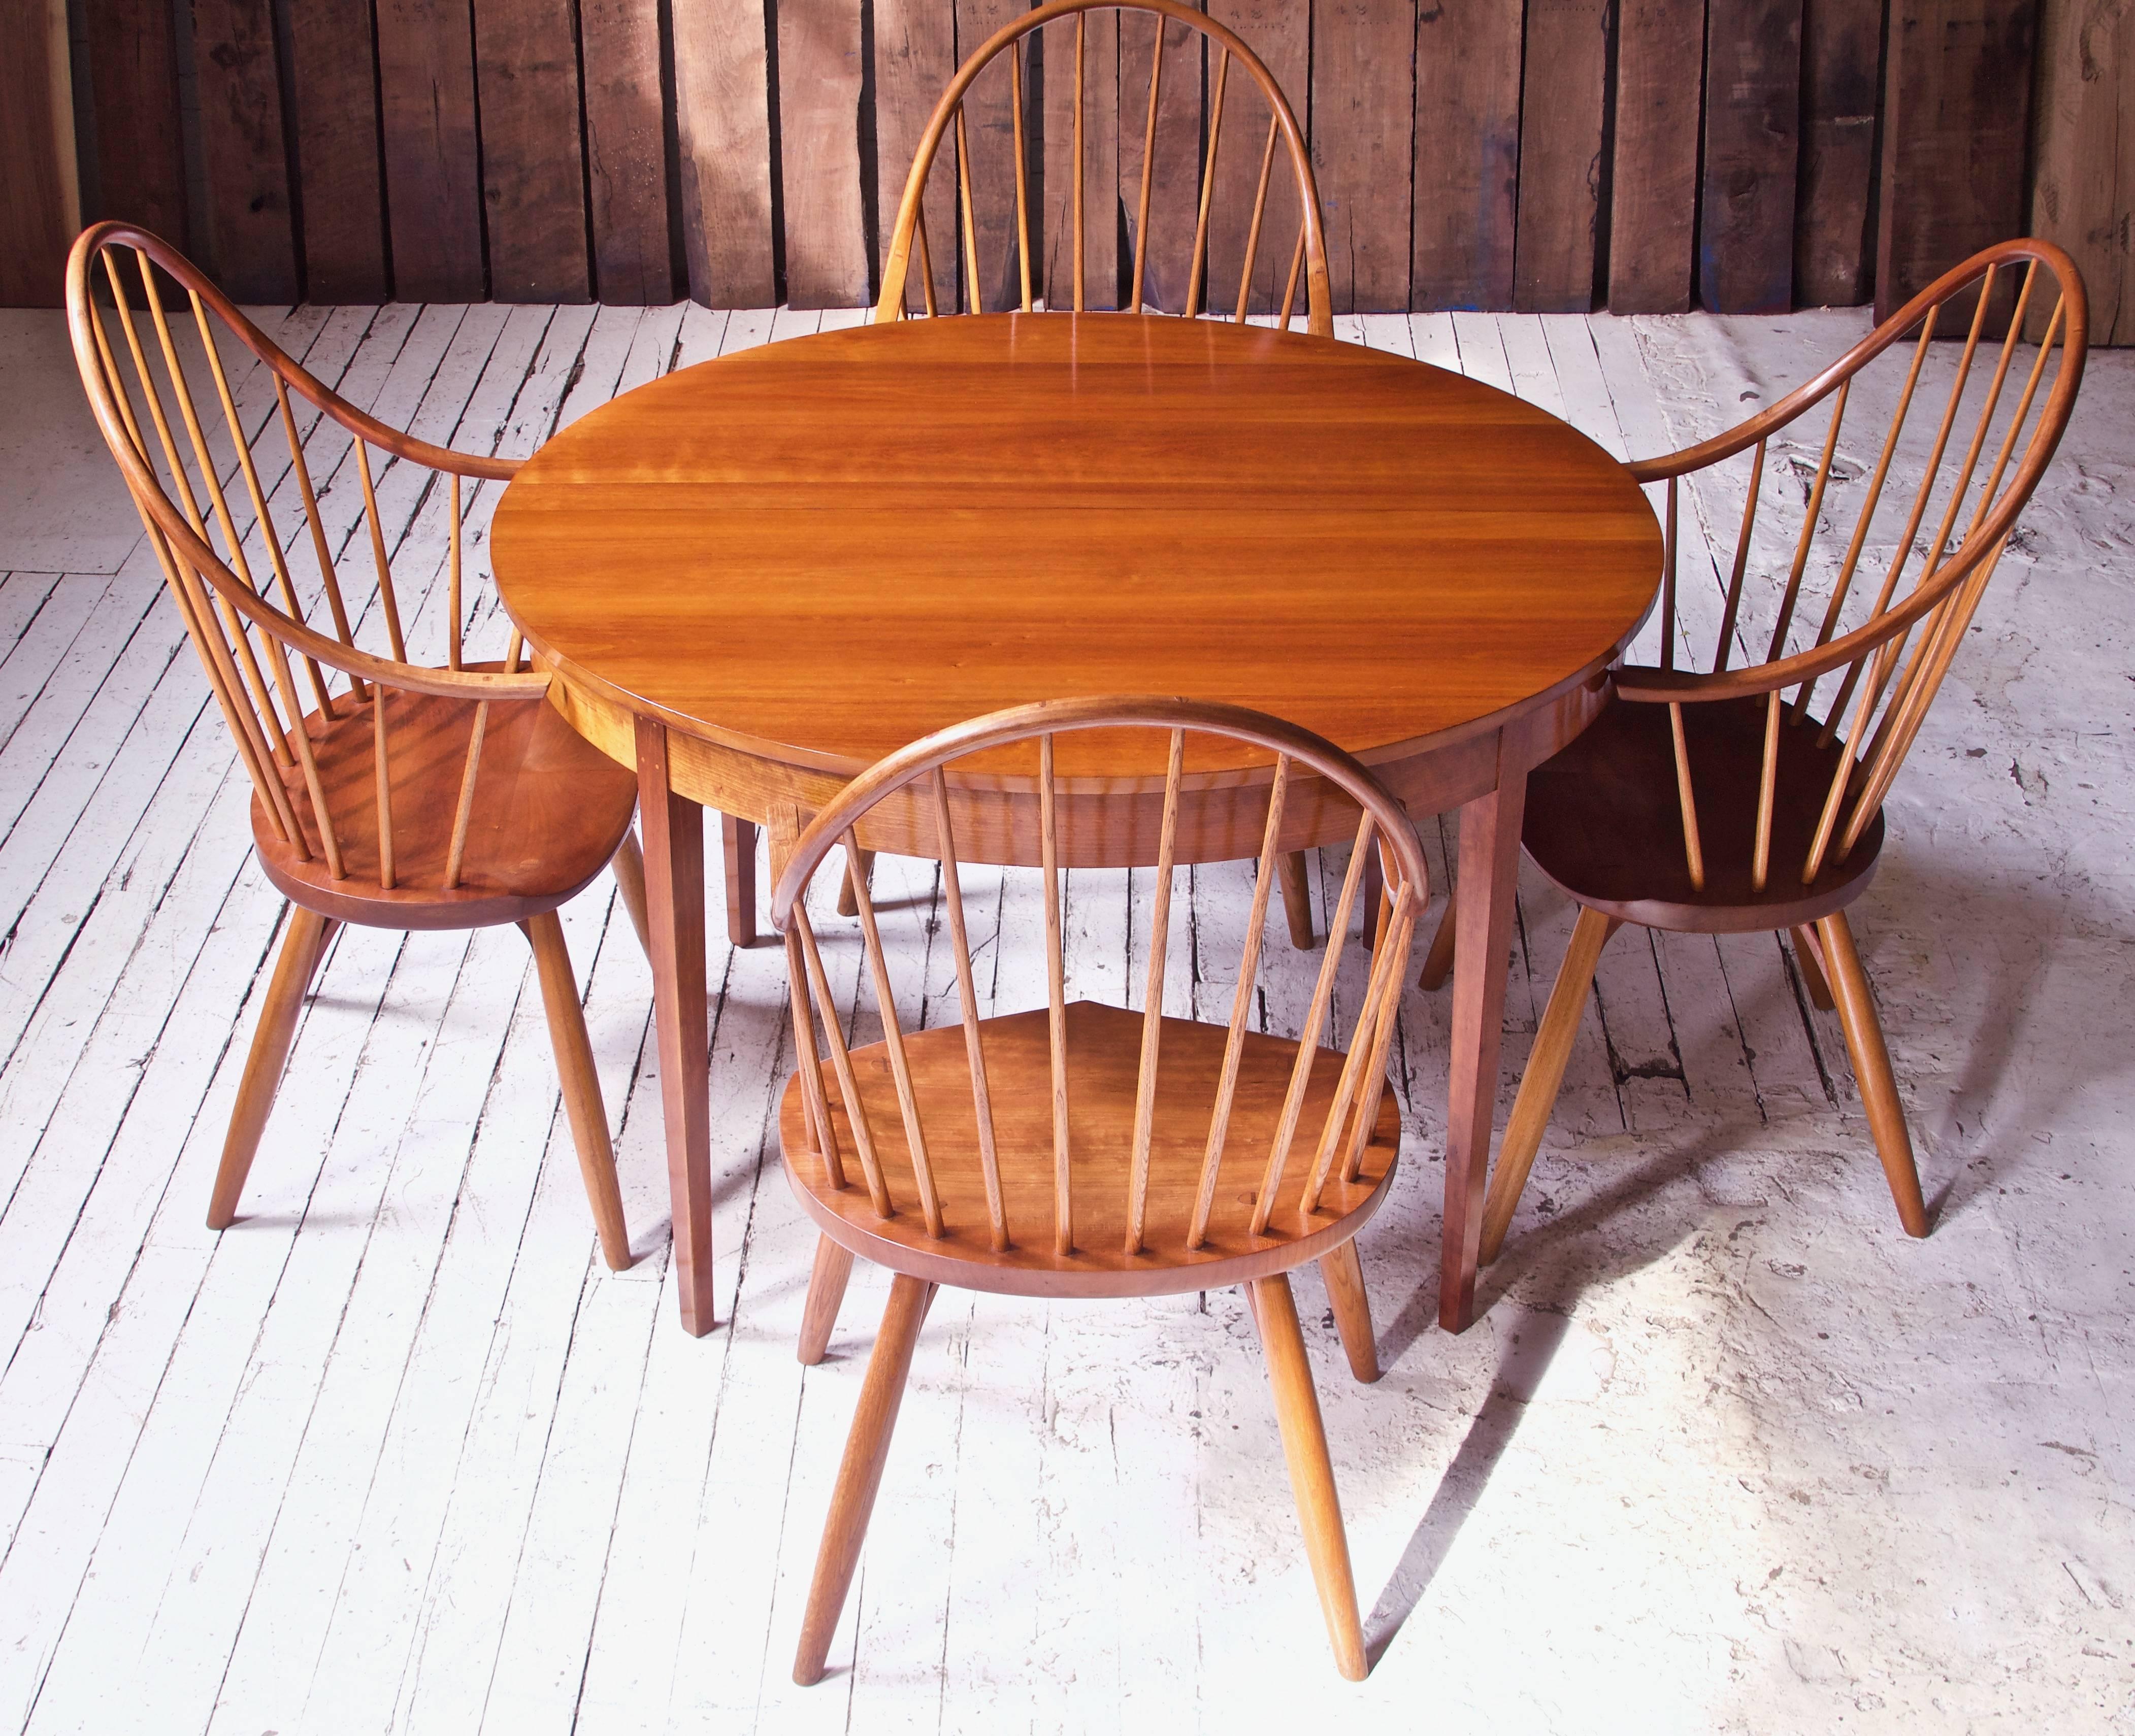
xmin=773 ymin=697 xmax=1426 ymax=1684
xmin=838 ymin=0 xmax=1332 ymax=950
xmin=66 ymin=222 xmax=644 ymax=1269
xmin=874 ymin=0 xmax=1330 ymax=329
xmin=1470 ymin=240 xmax=2087 ymax=1267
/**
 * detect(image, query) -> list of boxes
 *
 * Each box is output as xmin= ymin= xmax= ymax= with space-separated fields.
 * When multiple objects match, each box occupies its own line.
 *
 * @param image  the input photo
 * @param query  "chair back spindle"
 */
xmin=1614 ymin=241 xmax=2086 ymax=897
xmin=771 ymin=699 xmax=1427 ymax=1265
xmin=67 ymin=223 xmax=560 ymax=906
xmin=875 ymin=1 xmax=1331 ymax=336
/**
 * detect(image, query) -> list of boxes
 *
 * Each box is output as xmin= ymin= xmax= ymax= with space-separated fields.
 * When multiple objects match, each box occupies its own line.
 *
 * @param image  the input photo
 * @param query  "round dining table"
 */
xmin=491 ymin=312 xmax=1661 ymax=1340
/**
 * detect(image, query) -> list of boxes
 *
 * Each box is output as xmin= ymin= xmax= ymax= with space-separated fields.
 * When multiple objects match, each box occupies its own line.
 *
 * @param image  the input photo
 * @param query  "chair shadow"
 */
xmin=1352 ymin=843 xmax=2135 ymax=1667
xmin=1369 ymin=1120 xmax=1724 ymax=1377
xmin=1398 ymin=840 xmax=2135 ymax=1343
xmin=1362 ymin=1307 xmax=1570 ymax=1665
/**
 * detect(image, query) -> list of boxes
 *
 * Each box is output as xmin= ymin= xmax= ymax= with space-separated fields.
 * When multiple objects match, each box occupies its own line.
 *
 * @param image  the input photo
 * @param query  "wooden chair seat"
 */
xmin=70 ymin=223 xmax=647 ymax=1273
xmin=773 ymin=697 xmax=1431 ymax=1684
xmin=1465 ymin=239 xmax=2087 ymax=1272
xmin=779 ymin=998 xmax=1397 ymax=1298
xmin=1521 ymin=692 xmax=1885 ymax=934
xmin=253 ymin=671 xmax=639 ymax=930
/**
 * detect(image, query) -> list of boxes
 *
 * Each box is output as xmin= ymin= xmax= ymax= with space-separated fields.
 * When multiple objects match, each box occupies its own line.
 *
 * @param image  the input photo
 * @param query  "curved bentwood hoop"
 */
xmin=769 ymin=697 xmax=1430 ymax=1684
xmin=65 ymin=222 xmax=559 ymax=903
xmin=1621 ymin=239 xmax=2087 ymax=898
xmin=874 ymin=0 xmax=1332 ymax=333
xmin=772 ymin=696 xmax=1429 ymax=1273
xmin=65 ymin=221 xmax=643 ymax=1271
xmin=1472 ymin=239 xmax=2088 ymax=1268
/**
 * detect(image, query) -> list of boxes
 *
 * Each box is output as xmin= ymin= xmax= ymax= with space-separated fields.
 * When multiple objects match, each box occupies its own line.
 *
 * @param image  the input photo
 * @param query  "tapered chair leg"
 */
xmin=1791 ymin=924 xmax=1836 ymax=1011
xmin=1317 ymin=1241 xmax=1379 ymax=1383
xmin=835 ymin=845 xmax=876 ymax=919
xmin=1418 ymin=889 xmax=1457 ymax=990
xmin=795 ymin=1272 xmax=935 ymax=1685
xmin=1277 ymin=850 xmax=1315 ymax=948
xmin=798 ymin=1234 xmax=856 ymax=1364
xmin=1249 ymin=1273 xmax=1367 ymax=1681
xmin=611 ymin=828 xmax=652 ymax=959
xmin=1479 ymin=906 xmax=1620 ymax=1264
xmin=522 ymin=911 xmax=634 ymax=1271
xmin=208 ymin=905 xmax=339 ymax=1229
xmin=1814 ymin=911 xmax=1931 ymax=1237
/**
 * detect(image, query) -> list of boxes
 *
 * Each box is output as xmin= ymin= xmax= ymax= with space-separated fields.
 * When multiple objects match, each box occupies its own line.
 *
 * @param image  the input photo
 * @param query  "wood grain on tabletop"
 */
xmin=492 ymin=314 xmax=1661 ymax=779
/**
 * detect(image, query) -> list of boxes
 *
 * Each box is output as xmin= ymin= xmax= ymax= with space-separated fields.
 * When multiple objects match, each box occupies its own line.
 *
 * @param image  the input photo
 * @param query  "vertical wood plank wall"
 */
xmin=2029 ymin=0 xmax=2130 ymax=343
xmin=7 ymin=0 xmax=2119 ymax=332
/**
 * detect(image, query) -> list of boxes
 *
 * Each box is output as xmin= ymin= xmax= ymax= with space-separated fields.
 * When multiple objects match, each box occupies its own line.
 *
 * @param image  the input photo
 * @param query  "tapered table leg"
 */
xmin=1439 ymin=752 xmax=1529 ymax=1333
xmin=723 ymin=814 xmax=760 ymax=948
xmin=637 ymin=717 xmax=717 ymax=1337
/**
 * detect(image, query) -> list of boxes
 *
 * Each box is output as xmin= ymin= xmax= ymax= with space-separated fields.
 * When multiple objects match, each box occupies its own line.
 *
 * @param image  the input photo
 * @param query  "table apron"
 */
xmin=548 ymin=674 xmax=1609 ymax=866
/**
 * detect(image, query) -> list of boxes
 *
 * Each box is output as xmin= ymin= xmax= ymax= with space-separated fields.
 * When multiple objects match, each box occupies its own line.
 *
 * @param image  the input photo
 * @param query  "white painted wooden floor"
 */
xmin=1 ymin=298 xmax=2129 ymax=1735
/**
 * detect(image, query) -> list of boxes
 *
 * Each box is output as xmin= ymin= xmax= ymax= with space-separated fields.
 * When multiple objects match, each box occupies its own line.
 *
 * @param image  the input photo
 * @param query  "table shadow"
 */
xmin=1362 ymin=1307 xmax=1570 ymax=1666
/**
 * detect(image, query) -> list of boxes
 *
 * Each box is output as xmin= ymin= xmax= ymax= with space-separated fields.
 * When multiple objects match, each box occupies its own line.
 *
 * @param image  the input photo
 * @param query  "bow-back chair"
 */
xmin=1473 ymin=240 xmax=2087 ymax=1267
xmin=874 ymin=0 xmax=1331 ymax=330
xmin=67 ymin=222 xmax=644 ymax=1268
xmin=814 ymin=0 xmax=1334 ymax=957
xmin=773 ymin=697 xmax=1427 ymax=1684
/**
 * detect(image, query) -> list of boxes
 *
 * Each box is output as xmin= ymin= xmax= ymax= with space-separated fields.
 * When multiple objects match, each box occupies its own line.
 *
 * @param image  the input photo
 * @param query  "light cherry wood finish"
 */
xmin=1251 ymin=1270 xmax=1368 ymax=1681
xmin=1479 ymin=241 xmax=2087 ymax=1265
xmin=778 ymin=698 xmax=1425 ymax=1683
xmin=873 ymin=0 xmax=1331 ymax=330
xmin=1791 ymin=923 xmax=1837 ymax=1010
xmin=492 ymin=310 xmax=1661 ymax=1335
xmin=492 ymin=321 xmax=1659 ymax=787
xmin=720 ymin=812 xmax=759 ymax=947
xmin=1318 ymin=1238 xmax=1380 ymax=1384
xmin=68 ymin=222 xmax=641 ymax=1272
xmin=637 ymin=717 xmax=716 ymax=1331
xmin=1477 ymin=904 xmax=1619 ymax=1263
xmin=792 ymin=1271 xmax=935 ymax=1684
xmin=796 ymin=1235 xmax=856 ymax=1365
xmin=523 ymin=908 xmax=633 ymax=1267
xmin=610 ymin=828 xmax=651 ymax=956
xmin=880 ymin=3 xmax=1334 ymax=942
xmin=208 ymin=905 xmax=340 ymax=1229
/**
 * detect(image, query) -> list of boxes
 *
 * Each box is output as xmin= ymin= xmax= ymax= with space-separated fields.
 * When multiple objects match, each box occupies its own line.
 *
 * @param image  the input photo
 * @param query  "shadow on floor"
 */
xmin=1363 ymin=1307 xmax=1571 ymax=1664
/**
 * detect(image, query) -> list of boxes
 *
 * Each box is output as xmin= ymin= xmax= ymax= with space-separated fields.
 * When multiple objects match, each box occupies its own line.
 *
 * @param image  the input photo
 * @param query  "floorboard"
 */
xmin=0 ymin=303 xmax=2127 ymax=1733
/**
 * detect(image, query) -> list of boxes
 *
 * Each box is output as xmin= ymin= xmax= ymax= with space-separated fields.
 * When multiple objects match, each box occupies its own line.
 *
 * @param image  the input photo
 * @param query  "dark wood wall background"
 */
xmin=3 ymin=0 xmax=2090 ymax=323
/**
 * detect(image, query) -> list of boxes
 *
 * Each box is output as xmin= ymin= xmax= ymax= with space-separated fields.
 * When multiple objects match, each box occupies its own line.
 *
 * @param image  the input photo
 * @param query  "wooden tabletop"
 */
xmin=493 ymin=314 xmax=1660 ymax=780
